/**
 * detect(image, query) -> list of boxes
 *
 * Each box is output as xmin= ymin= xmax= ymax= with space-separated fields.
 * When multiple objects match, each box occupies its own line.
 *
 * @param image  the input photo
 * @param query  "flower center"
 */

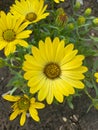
xmin=25 ymin=12 xmax=37 ymax=22
xmin=44 ymin=63 xmax=61 ymax=79
xmin=18 ymin=97 xmax=30 ymax=110
xmin=3 ymin=29 xmax=16 ymax=42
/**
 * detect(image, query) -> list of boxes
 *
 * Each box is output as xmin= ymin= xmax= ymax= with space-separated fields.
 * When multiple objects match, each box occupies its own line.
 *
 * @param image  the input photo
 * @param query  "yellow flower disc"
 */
xmin=18 ymin=97 xmax=30 ymax=110
xmin=25 ymin=12 xmax=37 ymax=22
xmin=44 ymin=62 xmax=61 ymax=79
xmin=3 ymin=29 xmax=16 ymax=42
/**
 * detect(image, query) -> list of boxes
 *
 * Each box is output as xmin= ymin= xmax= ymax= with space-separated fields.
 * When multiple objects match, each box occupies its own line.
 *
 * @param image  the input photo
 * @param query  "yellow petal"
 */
xmin=14 ymin=18 xmax=24 ymax=32
xmin=38 ymin=81 xmax=49 ymax=101
xmin=16 ymin=39 xmax=28 ymax=47
xmin=44 ymin=37 xmax=53 ymax=61
xmin=46 ymin=81 xmax=54 ymax=104
xmin=3 ymin=95 xmax=20 ymax=102
xmin=4 ymin=43 xmax=16 ymax=56
xmin=62 ymin=71 xmax=85 ymax=80
xmin=32 ymin=46 xmax=45 ymax=64
xmin=0 ymin=41 xmax=8 ymax=50
xmin=16 ymin=30 xmax=32 ymax=39
xmin=6 ymin=13 xmax=13 ymax=29
xmin=61 ymin=55 xmax=84 ymax=70
xmin=20 ymin=111 xmax=26 ymax=126
xmin=28 ymin=74 xmax=44 ymax=87
xmin=10 ymin=109 xmax=20 ymax=120
xmin=30 ymin=97 xmax=36 ymax=103
xmin=53 ymin=85 xmax=64 ymax=103
xmin=61 ymin=50 xmax=78 ymax=65
xmin=29 ymin=107 xmax=40 ymax=122
xmin=54 ymin=40 xmax=65 ymax=62
xmin=16 ymin=22 xmax=29 ymax=33
xmin=31 ymin=102 xmax=45 ymax=109
xmin=61 ymin=75 xmax=84 ymax=89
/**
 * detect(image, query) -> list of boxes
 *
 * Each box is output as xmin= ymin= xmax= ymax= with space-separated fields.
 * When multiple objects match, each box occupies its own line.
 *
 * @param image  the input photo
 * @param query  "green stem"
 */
xmin=91 ymin=79 xmax=98 ymax=97
xmin=84 ymin=89 xmax=93 ymax=101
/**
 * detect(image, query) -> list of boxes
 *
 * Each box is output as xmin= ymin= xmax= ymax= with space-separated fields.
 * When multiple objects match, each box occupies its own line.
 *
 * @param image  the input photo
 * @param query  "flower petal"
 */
xmin=20 ymin=111 xmax=26 ymax=126
xmin=10 ymin=109 xmax=20 ymax=120
xmin=29 ymin=107 xmax=40 ymax=122
xmin=3 ymin=95 xmax=20 ymax=102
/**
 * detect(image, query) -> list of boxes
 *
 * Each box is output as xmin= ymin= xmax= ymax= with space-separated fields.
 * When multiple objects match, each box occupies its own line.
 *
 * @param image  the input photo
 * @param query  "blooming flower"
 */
xmin=22 ymin=37 xmax=88 ymax=104
xmin=3 ymin=94 xmax=45 ymax=126
xmin=10 ymin=0 xmax=49 ymax=24
xmin=94 ymin=72 xmax=98 ymax=82
xmin=54 ymin=0 xmax=64 ymax=3
xmin=0 ymin=11 xmax=32 ymax=56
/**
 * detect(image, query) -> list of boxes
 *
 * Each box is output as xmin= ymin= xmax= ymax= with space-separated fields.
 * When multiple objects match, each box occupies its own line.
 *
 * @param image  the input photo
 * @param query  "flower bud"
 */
xmin=93 ymin=18 xmax=98 ymax=25
xmin=67 ymin=23 xmax=74 ymax=30
xmin=84 ymin=8 xmax=92 ymax=16
xmin=74 ymin=2 xmax=81 ymax=11
xmin=55 ymin=8 xmax=68 ymax=27
xmin=77 ymin=16 xmax=86 ymax=25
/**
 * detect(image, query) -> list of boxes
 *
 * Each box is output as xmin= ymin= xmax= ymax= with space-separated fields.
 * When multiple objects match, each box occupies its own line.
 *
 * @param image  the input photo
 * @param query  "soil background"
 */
xmin=0 ymin=0 xmax=98 ymax=130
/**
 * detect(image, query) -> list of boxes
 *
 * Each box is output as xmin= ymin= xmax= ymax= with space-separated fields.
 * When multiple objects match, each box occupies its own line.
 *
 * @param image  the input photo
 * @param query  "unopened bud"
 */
xmin=56 ymin=8 xmax=68 ymax=27
xmin=84 ymin=8 xmax=92 ymax=16
xmin=74 ymin=2 xmax=81 ymax=11
xmin=67 ymin=23 xmax=74 ymax=30
xmin=77 ymin=16 xmax=86 ymax=25
xmin=93 ymin=18 xmax=98 ymax=25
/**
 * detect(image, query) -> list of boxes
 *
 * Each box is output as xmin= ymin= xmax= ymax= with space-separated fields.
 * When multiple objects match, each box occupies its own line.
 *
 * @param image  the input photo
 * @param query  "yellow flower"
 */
xmin=3 ymin=94 xmax=45 ymax=126
xmin=54 ymin=0 xmax=64 ymax=3
xmin=94 ymin=72 xmax=98 ymax=82
xmin=0 ymin=11 xmax=32 ymax=56
xmin=10 ymin=0 xmax=49 ymax=24
xmin=22 ymin=37 xmax=88 ymax=104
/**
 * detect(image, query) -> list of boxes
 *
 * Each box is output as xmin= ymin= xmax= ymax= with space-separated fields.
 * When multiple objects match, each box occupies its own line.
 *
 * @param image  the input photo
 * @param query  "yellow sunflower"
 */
xmin=54 ymin=0 xmax=64 ymax=3
xmin=10 ymin=0 xmax=49 ymax=24
xmin=0 ymin=11 xmax=32 ymax=56
xmin=94 ymin=72 xmax=98 ymax=82
xmin=3 ymin=94 xmax=45 ymax=126
xmin=22 ymin=37 xmax=88 ymax=104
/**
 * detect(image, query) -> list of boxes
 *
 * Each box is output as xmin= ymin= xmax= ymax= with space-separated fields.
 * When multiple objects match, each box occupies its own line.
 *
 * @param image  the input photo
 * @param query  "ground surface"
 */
xmin=0 ymin=0 xmax=98 ymax=130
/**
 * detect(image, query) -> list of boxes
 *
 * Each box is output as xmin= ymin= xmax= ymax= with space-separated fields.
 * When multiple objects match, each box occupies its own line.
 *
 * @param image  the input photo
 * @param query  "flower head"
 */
xmin=54 ymin=0 xmax=64 ymax=3
xmin=22 ymin=37 xmax=88 ymax=104
xmin=94 ymin=72 xmax=98 ymax=82
xmin=3 ymin=94 xmax=45 ymax=126
xmin=0 ymin=11 xmax=32 ymax=56
xmin=10 ymin=0 xmax=49 ymax=24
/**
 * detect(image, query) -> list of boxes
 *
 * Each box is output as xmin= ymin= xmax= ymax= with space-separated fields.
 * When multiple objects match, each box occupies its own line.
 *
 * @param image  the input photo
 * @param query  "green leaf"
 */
xmin=90 ymin=36 xmax=98 ymax=42
xmin=93 ymin=60 xmax=98 ymax=71
xmin=66 ymin=96 xmax=74 ymax=109
xmin=84 ymin=80 xmax=93 ymax=88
